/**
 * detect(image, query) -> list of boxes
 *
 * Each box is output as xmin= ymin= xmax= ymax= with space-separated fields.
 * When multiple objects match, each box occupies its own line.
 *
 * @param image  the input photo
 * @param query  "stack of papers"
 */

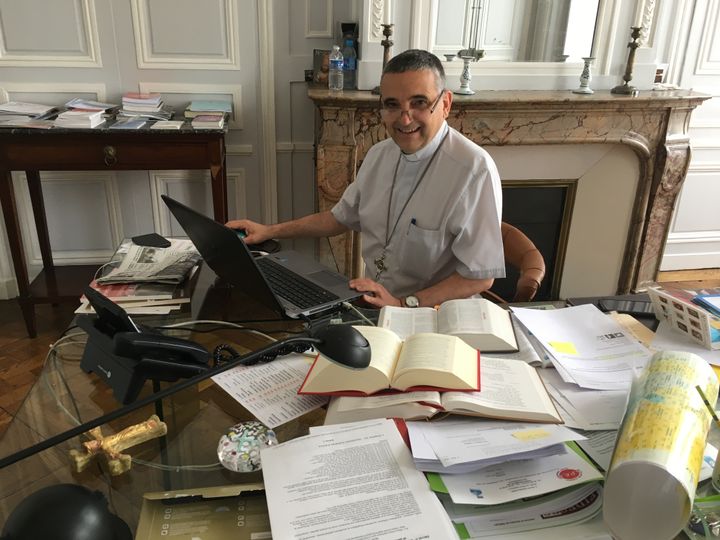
xmin=64 ymin=97 xmax=118 ymax=111
xmin=191 ymin=114 xmax=225 ymax=129
xmin=437 ymin=483 xmax=604 ymax=538
xmin=121 ymin=92 xmax=163 ymax=113
xmin=0 ymin=101 xmax=57 ymax=128
xmin=511 ymin=304 xmax=652 ymax=390
xmin=184 ymin=100 xmax=232 ymax=118
xmin=407 ymin=418 xmax=585 ymax=474
xmin=54 ymin=109 xmax=106 ymax=128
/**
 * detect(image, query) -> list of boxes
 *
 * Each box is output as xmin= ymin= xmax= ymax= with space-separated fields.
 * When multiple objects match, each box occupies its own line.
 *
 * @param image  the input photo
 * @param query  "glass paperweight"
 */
xmin=217 ymin=420 xmax=278 ymax=473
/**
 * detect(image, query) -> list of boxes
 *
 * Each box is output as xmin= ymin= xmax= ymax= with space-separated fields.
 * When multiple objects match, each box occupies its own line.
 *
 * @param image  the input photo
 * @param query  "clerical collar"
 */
xmin=400 ymin=121 xmax=449 ymax=162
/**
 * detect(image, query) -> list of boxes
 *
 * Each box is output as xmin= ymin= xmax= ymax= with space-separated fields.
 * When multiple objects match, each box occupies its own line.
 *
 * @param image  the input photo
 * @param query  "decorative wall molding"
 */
xmin=1 ymin=82 xmax=108 ymax=102
xmin=368 ymin=0 xmax=388 ymax=41
xmin=130 ymin=0 xmax=239 ymax=70
xmin=276 ymin=142 xmax=314 ymax=153
xmin=258 ymin=0 xmax=278 ymax=224
xmin=634 ymin=0 xmax=658 ymax=47
xmin=695 ymin=0 xmax=720 ymax=75
xmin=138 ymin=82 xmax=242 ymax=129
xmin=12 ymin=171 xmax=122 ymax=266
xmin=226 ymin=144 xmax=254 ymax=156
xmin=149 ymin=170 xmax=246 ymax=236
xmin=305 ymin=0 xmax=332 ymax=38
xmin=0 ymin=0 xmax=102 ymax=67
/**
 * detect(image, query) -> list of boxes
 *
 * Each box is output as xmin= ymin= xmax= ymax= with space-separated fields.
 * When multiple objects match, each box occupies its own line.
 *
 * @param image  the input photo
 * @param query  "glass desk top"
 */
xmin=0 ymin=267 xmax=324 ymax=531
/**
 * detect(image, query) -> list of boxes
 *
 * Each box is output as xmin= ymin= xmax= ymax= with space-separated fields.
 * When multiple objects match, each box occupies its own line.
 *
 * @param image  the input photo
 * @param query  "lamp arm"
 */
xmin=0 ymin=335 xmax=322 ymax=471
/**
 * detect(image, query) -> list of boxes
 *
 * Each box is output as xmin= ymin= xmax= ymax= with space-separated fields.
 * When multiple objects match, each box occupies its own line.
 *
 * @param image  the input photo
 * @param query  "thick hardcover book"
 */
xmin=298 ymin=326 xmax=480 ymax=396
xmin=324 ymin=355 xmax=562 ymax=424
xmin=378 ymin=298 xmax=518 ymax=353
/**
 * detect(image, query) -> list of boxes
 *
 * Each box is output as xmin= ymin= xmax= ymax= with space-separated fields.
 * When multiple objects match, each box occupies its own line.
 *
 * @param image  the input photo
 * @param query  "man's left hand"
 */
xmin=349 ymin=278 xmax=402 ymax=308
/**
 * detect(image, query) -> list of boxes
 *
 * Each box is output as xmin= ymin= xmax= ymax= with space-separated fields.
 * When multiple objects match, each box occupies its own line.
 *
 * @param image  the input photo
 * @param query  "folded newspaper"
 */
xmin=95 ymin=238 xmax=201 ymax=285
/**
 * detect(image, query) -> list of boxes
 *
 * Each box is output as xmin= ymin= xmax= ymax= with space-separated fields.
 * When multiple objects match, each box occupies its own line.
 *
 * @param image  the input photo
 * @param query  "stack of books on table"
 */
xmin=191 ymin=114 xmax=226 ymax=129
xmin=184 ymin=100 xmax=232 ymax=119
xmin=77 ymin=237 xmax=201 ymax=315
xmin=55 ymin=97 xmax=118 ymax=128
xmin=116 ymin=93 xmax=174 ymax=121
xmin=121 ymin=92 xmax=163 ymax=114
xmin=0 ymin=101 xmax=57 ymax=128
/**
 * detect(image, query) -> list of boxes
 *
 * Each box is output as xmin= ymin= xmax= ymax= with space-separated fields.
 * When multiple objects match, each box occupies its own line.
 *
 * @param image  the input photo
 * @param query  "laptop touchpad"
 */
xmin=308 ymin=270 xmax=349 ymax=288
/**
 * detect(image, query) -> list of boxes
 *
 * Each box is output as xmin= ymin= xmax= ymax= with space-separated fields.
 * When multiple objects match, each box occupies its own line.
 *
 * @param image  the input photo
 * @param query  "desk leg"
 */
xmin=26 ymin=171 xmax=54 ymax=273
xmin=209 ymin=140 xmax=228 ymax=223
xmin=0 ymin=169 xmax=36 ymax=337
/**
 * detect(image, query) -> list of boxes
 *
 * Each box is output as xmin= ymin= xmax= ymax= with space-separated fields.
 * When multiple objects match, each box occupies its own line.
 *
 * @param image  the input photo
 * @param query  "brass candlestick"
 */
xmin=611 ymin=26 xmax=643 ymax=96
xmin=371 ymin=24 xmax=394 ymax=95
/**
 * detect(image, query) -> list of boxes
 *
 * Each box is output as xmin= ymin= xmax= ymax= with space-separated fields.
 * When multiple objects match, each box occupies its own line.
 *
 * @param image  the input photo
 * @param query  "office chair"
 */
xmin=483 ymin=222 xmax=546 ymax=304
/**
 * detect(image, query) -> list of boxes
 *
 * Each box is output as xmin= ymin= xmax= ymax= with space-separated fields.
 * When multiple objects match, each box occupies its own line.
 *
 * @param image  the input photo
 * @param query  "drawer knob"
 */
xmin=103 ymin=145 xmax=117 ymax=166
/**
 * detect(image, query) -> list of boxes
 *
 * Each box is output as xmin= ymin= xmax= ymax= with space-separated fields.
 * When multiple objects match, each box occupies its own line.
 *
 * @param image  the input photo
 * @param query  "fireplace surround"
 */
xmin=307 ymin=88 xmax=709 ymax=298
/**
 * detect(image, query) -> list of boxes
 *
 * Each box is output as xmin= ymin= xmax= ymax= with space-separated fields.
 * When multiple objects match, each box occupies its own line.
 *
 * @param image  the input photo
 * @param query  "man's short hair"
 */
xmin=383 ymin=49 xmax=445 ymax=92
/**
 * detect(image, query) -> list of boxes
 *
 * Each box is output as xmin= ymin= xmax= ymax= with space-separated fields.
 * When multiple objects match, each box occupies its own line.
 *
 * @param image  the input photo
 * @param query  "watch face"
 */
xmin=405 ymin=295 xmax=419 ymax=308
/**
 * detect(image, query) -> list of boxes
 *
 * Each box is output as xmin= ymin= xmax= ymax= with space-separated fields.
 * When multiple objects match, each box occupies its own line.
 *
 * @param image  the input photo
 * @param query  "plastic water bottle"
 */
xmin=342 ymin=39 xmax=357 ymax=90
xmin=329 ymin=45 xmax=344 ymax=91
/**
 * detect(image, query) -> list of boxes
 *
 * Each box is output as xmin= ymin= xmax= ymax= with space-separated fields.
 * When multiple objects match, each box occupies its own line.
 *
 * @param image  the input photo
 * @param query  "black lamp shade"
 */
xmin=2 ymin=484 xmax=131 ymax=540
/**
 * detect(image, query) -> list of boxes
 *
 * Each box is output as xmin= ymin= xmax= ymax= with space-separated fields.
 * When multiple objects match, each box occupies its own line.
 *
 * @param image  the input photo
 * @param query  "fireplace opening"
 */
xmin=489 ymin=181 xmax=576 ymax=301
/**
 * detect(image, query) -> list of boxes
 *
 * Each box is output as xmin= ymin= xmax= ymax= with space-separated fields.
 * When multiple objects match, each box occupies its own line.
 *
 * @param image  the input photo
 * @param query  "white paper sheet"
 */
xmin=211 ymin=354 xmax=326 ymax=428
xmin=538 ymin=368 xmax=628 ymax=430
xmin=419 ymin=417 xmax=585 ymax=467
xmin=511 ymin=304 xmax=652 ymax=390
xmin=261 ymin=419 xmax=459 ymax=539
xmin=441 ymin=449 xmax=603 ymax=505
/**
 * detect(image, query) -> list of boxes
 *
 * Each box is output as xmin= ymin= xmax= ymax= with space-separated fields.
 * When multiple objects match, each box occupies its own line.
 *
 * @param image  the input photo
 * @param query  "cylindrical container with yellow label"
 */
xmin=604 ymin=350 xmax=719 ymax=540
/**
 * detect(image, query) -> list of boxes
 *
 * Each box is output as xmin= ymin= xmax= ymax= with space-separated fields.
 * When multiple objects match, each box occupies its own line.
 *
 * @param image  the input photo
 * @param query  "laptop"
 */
xmin=161 ymin=195 xmax=360 ymax=318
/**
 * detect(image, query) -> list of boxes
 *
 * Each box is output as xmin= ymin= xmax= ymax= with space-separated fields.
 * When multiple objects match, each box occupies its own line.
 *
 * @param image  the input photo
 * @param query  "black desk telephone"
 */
xmin=78 ymin=286 xmax=210 ymax=404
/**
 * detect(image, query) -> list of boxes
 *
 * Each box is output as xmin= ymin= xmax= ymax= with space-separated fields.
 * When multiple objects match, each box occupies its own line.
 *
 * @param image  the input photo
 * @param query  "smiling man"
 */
xmin=228 ymin=49 xmax=505 ymax=308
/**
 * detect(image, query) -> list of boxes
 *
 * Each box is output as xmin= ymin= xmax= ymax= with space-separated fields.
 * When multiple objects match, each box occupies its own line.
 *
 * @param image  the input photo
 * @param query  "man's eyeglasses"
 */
xmin=379 ymin=89 xmax=446 ymax=118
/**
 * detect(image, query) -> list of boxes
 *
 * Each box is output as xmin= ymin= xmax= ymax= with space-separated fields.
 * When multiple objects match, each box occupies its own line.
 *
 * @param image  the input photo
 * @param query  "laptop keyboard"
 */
xmin=257 ymin=257 xmax=340 ymax=309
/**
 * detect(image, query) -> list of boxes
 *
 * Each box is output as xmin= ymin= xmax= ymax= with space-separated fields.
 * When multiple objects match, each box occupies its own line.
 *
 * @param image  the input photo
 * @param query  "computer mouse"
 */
xmin=233 ymin=229 xmax=247 ymax=239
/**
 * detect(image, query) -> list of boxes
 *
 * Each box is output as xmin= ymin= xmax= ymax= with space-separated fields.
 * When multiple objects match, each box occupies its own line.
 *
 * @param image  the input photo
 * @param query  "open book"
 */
xmin=324 ymin=356 xmax=561 ymax=424
xmin=298 ymin=326 xmax=480 ymax=396
xmin=378 ymin=298 xmax=518 ymax=352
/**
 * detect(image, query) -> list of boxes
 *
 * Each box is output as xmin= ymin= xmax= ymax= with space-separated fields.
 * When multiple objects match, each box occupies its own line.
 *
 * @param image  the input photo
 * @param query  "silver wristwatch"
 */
xmin=404 ymin=295 xmax=420 ymax=308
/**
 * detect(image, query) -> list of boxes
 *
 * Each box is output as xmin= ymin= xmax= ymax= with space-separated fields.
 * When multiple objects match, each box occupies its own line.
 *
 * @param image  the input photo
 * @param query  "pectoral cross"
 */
xmin=374 ymin=252 xmax=387 ymax=281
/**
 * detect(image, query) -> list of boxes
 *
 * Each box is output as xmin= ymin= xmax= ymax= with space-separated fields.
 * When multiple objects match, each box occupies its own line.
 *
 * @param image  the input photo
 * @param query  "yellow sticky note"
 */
xmin=512 ymin=429 xmax=550 ymax=441
xmin=550 ymin=341 xmax=578 ymax=354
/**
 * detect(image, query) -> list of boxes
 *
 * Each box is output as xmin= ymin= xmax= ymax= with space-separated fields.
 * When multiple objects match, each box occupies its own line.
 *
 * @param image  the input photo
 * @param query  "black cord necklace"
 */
xmin=374 ymin=130 xmax=449 ymax=281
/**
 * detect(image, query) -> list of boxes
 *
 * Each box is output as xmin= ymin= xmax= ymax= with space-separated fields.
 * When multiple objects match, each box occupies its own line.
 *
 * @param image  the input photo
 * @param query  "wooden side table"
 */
xmin=0 ymin=124 xmax=227 ymax=337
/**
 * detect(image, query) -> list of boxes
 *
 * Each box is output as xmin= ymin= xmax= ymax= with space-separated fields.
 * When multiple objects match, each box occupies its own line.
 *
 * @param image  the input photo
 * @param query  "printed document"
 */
xmin=511 ymin=304 xmax=652 ymax=390
xmin=260 ymin=419 xmax=458 ymax=539
xmin=418 ymin=417 xmax=585 ymax=467
xmin=212 ymin=354 xmax=326 ymax=428
xmin=538 ymin=368 xmax=628 ymax=430
xmin=440 ymin=449 xmax=602 ymax=505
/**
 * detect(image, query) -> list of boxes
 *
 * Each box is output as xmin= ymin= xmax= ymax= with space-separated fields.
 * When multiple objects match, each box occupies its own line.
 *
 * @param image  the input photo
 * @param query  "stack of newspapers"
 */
xmin=76 ymin=238 xmax=201 ymax=315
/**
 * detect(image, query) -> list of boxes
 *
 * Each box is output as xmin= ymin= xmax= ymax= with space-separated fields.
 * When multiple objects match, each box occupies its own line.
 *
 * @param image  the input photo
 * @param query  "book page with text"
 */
xmin=378 ymin=306 xmax=437 ymax=339
xmin=442 ymin=357 xmax=560 ymax=422
xmin=393 ymin=333 xmax=478 ymax=390
xmin=437 ymin=298 xmax=493 ymax=334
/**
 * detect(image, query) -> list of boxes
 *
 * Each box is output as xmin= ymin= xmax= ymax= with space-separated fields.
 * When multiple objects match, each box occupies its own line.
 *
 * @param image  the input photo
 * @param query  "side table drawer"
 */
xmin=0 ymin=135 xmax=223 ymax=170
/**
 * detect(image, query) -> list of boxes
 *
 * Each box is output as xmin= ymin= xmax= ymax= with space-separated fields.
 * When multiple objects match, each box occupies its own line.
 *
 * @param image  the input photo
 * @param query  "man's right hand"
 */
xmin=225 ymin=219 xmax=272 ymax=245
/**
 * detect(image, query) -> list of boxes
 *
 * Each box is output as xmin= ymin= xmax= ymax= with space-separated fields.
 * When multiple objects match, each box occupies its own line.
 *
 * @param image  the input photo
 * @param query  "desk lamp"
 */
xmin=0 ymin=324 xmax=370 ymax=538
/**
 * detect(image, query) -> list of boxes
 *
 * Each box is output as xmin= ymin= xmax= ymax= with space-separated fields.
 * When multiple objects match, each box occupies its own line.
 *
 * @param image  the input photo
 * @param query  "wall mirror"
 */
xmin=433 ymin=0 xmax=599 ymax=61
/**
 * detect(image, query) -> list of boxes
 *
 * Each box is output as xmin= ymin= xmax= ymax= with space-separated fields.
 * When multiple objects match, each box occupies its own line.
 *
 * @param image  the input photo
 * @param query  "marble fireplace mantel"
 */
xmin=307 ymin=88 xmax=710 ymax=295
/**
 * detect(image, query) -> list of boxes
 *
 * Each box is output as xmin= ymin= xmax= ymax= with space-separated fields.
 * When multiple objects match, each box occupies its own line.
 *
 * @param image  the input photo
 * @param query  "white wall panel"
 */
xmin=0 ymin=0 xmax=101 ymax=67
xmin=149 ymin=170 xmax=247 ymax=238
xmin=131 ymin=0 xmax=239 ymax=69
xmin=13 ymin=171 xmax=122 ymax=266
